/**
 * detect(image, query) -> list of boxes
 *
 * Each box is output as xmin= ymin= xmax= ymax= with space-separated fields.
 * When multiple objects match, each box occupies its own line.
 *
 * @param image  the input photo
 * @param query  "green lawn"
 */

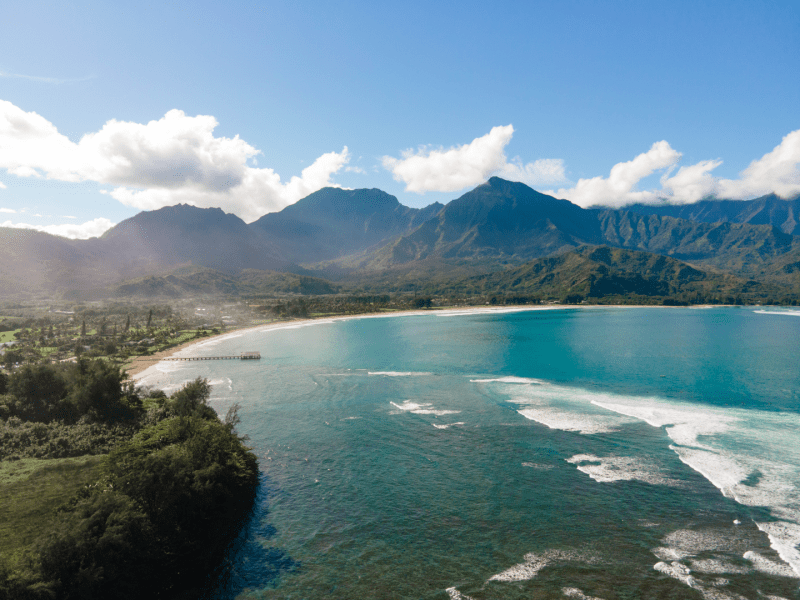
xmin=0 ymin=455 xmax=105 ymax=568
xmin=0 ymin=330 xmax=20 ymax=343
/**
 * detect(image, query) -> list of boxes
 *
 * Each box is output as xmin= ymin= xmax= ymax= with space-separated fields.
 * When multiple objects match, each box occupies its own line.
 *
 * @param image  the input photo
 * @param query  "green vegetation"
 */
xmin=0 ymin=361 xmax=258 ymax=599
xmin=0 ymin=330 xmax=19 ymax=343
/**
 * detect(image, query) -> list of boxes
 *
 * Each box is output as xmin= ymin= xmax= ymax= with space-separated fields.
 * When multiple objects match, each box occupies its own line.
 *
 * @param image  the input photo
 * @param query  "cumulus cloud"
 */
xmin=382 ymin=125 xmax=567 ymax=193
xmin=0 ymin=207 xmax=14 ymax=213
xmin=0 ymin=217 xmax=115 ymax=239
xmin=548 ymin=141 xmax=681 ymax=208
xmin=551 ymin=130 xmax=800 ymax=208
xmin=717 ymin=129 xmax=800 ymax=199
xmin=0 ymin=100 xmax=350 ymax=222
xmin=0 ymin=181 xmax=6 ymax=189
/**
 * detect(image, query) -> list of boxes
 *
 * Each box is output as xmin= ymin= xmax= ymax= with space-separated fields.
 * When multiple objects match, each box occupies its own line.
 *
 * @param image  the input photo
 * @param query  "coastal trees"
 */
xmin=7 ymin=364 xmax=69 ymax=422
xmin=1 ymin=360 xmax=138 ymax=424
xmin=1 ymin=375 xmax=258 ymax=599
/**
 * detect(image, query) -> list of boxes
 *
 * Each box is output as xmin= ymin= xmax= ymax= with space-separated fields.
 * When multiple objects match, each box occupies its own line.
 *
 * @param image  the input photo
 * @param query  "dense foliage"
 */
xmin=0 ymin=363 xmax=258 ymax=599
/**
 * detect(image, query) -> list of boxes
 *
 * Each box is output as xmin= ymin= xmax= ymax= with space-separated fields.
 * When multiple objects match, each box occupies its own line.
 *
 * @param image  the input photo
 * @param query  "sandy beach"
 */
xmin=125 ymin=303 xmax=730 ymax=380
xmin=124 ymin=306 xmax=555 ymax=379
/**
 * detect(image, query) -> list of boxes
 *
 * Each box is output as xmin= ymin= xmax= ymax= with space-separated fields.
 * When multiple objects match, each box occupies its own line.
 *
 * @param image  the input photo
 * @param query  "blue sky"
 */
xmin=1 ymin=0 xmax=798 ymax=237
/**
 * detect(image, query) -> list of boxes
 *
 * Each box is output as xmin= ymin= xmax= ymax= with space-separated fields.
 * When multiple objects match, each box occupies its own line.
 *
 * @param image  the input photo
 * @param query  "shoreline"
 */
xmin=127 ymin=305 xmax=563 ymax=379
xmin=126 ymin=303 xmax=750 ymax=381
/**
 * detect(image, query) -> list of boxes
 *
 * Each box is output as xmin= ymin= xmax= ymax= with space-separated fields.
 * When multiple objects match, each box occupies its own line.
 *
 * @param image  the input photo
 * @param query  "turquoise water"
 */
xmin=135 ymin=307 xmax=800 ymax=599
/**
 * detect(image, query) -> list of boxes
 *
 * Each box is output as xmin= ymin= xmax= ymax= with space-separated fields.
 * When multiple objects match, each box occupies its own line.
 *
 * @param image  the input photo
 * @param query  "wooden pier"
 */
xmin=135 ymin=352 xmax=260 ymax=362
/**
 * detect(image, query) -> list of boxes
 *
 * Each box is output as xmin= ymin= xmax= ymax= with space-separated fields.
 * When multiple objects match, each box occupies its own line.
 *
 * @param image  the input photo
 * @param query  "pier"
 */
xmin=134 ymin=351 xmax=261 ymax=362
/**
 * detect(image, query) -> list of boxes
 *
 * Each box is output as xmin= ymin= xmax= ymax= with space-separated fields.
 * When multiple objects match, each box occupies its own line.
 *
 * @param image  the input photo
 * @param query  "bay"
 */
xmin=134 ymin=306 xmax=800 ymax=600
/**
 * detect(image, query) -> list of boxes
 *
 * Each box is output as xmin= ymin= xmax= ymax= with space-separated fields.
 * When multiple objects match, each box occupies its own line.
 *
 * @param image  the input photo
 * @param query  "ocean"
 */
xmin=134 ymin=306 xmax=800 ymax=600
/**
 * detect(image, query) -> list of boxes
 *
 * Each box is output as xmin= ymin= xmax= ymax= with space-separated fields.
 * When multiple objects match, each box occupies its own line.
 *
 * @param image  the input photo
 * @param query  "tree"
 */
xmin=8 ymin=363 xmax=70 ymax=421
xmin=37 ymin=491 xmax=155 ymax=600
xmin=146 ymin=309 xmax=153 ymax=329
xmin=81 ymin=320 xmax=86 ymax=337
xmin=68 ymin=360 xmax=137 ymax=422
xmin=124 ymin=315 xmax=131 ymax=332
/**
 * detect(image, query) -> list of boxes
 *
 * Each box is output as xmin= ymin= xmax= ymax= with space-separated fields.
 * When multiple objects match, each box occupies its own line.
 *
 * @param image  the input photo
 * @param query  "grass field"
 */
xmin=0 ymin=455 xmax=105 ymax=568
xmin=0 ymin=330 xmax=20 ymax=343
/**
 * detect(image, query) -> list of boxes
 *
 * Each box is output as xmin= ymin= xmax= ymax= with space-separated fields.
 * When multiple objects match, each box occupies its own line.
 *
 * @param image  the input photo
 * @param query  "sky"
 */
xmin=1 ymin=0 xmax=799 ymax=238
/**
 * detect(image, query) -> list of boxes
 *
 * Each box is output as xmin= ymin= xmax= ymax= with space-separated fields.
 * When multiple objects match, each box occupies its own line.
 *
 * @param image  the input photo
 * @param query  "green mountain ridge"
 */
xmin=620 ymin=193 xmax=800 ymax=236
xmin=454 ymin=245 xmax=773 ymax=301
xmin=1 ymin=177 xmax=798 ymax=300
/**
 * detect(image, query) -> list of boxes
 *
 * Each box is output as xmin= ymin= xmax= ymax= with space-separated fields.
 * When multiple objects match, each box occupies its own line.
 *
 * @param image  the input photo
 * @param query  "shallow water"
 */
xmin=135 ymin=307 xmax=800 ymax=599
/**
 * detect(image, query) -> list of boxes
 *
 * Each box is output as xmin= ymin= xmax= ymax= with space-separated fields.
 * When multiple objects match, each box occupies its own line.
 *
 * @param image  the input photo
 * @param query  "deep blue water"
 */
xmin=136 ymin=307 xmax=800 ymax=600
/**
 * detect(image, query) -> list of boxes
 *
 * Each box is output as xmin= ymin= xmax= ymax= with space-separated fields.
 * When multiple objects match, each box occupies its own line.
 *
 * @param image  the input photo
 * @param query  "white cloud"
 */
xmin=551 ymin=131 xmax=800 ymax=208
xmin=717 ymin=129 xmax=800 ymax=199
xmin=0 ymin=100 xmax=351 ymax=222
xmin=0 ymin=207 xmax=14 ymax=213
xmin=382 ymin=125 xmax=569 ymax=194
xmin=549 ymin=141 xmax=681 ymax=208
xmin=0 ymin=181 xmax=6 ymax=189
xmin=0 ymin=217 xmax=115 ymax=239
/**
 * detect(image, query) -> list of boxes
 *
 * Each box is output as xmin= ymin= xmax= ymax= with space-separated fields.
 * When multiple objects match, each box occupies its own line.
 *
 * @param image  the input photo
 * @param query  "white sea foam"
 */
xmin=487 ymin=549 xmax=595 ymax=583
xmin=652 ymin=546 xmax=691 ymax=562
xmin=479 ymin=378 xmax=800 ymax=573
xmin=653 ymin=562 xmax=748 ymax=600
xmin=470 ymin=376 xmax=544 ymax=384
xmin=432 ymin=422 xmax=465 ymax=429
xmin=208 ymin=377 xmax=233 ymax=391
xmin=488 ymin=554 xmax=550 ymax=582
xmin=566 ymin=454 xmax=680 ymax=486
xmin=588 ymin=394 xmax=800 ymax=578
xmin=662 ymin=528 xmax=744 ymax=555
xmin=445 ymin=587 xmax=475 ymax=600
xmin=516 ymin=407 xmax=626 ymax=435
xmin=390 ymin=400 xmax=460 ymax=416
xmin=562 ymin=588 xmax=605 ymax=600
xmin=753 ymin=310 xmax=800 ymax=317
xmin=669 ymin=446 xmax=749 ymax=499
xmin=486 ymin=381 xmax=639 ymax=435
xmin=687 ymin=559 xmax=750 ymax=575
xmin=521 ymin=462 xmax=554 ymax=470
xmin=750 ymin=524 xmax=800 ymax=577
xmin=369 ymin=371 xmax=432 ymax=377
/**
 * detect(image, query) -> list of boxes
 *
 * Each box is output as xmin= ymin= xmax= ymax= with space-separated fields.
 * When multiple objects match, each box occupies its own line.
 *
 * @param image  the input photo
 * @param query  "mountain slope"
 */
xmin=0 ymin=228 xmax=109 ymax=296
xmin=250 ymin=188 xmax=443 ymax=264
xmin=621 ymin=194 xmax=800 ymax=235
xmin=459 ymin=246 xmax=772 ymax=300
xmin=99 ymin=204 xmax=290 ymax=275
xmin=111 ymin=266 xmax=339 ymax=298
xmin=342 ymin=178 xmax=800 ymax=286
xmin=364 ymin=177 xmax=598 ymax=267
xmin=594 ymin=210 xmax=800 ymax=281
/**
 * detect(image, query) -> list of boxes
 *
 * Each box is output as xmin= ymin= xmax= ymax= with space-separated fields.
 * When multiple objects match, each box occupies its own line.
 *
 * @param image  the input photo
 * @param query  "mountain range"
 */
xmin=0 ymin=178 xmax=797 ymax=300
